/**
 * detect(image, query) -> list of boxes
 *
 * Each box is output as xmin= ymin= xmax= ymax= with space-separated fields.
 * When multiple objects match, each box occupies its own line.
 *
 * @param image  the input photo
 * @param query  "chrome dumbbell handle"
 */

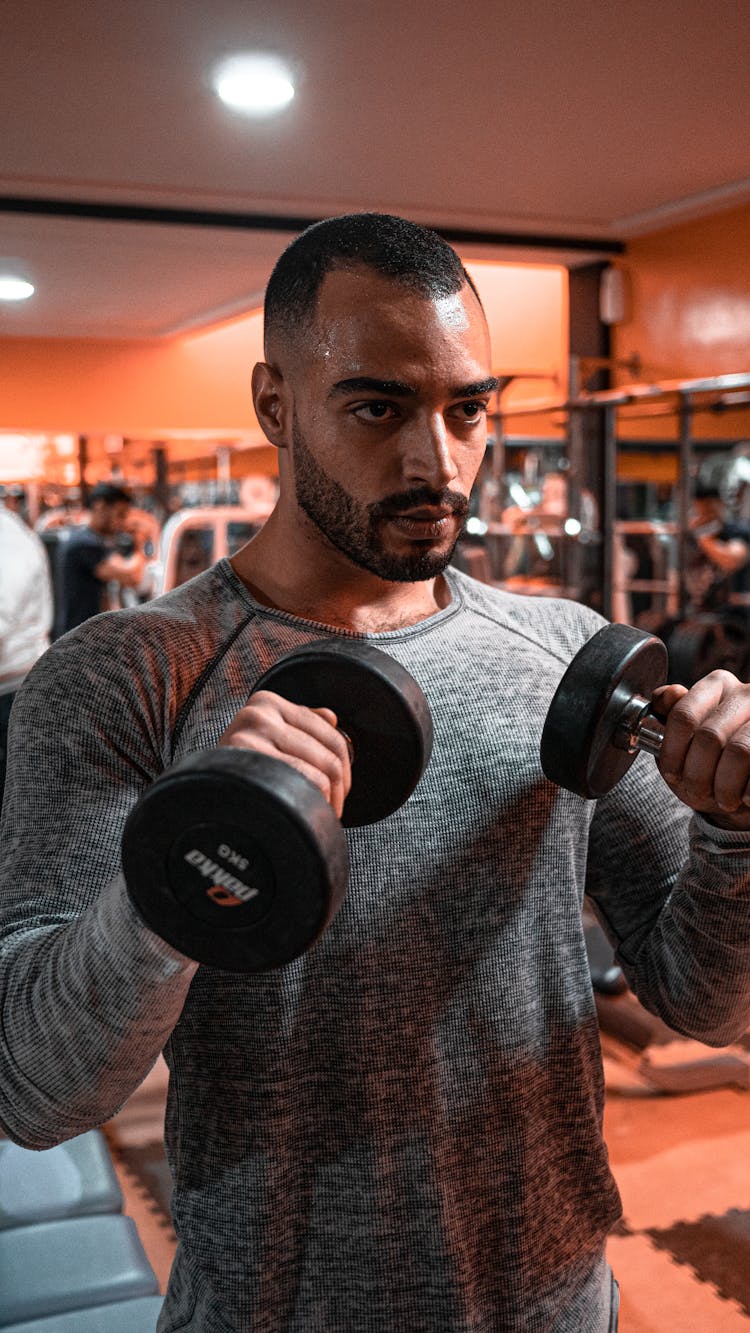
xmin=614 ymin=693 xmax=665 ymax=757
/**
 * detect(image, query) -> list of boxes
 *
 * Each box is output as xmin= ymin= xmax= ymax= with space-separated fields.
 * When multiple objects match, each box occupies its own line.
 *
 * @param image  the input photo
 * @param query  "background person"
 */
xmin=0 ymin=483 xmax=28 ymax=519
xmin=684 ymin=482 xmax=750 ymax=612
xmin=0 ymin=504 xmax=53 ymax=806
xmin=2 ymin=215 xmax=750 ymax=1332
xmin=53 ymin=481 xmax=148 ymax=636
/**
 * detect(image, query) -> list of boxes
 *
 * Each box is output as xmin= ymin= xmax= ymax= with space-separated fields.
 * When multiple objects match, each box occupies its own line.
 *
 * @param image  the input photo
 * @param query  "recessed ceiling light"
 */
xmin=0 ymin=276 xmax=34 ymax=302
xmin=213 ymin=53 xmax=295 ymax=116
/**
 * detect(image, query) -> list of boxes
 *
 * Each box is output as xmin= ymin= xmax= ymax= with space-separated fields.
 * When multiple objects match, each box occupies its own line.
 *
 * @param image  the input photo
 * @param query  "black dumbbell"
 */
xmin=122 ymin=640 xmax=433 ymax=972
xmin=540 ymin=622 xmax=669 ymax=799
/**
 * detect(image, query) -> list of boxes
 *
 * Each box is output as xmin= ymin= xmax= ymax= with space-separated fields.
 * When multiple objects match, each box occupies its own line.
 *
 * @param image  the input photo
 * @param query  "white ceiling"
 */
xmin=2 ymin=0 xmax=749 ymax=340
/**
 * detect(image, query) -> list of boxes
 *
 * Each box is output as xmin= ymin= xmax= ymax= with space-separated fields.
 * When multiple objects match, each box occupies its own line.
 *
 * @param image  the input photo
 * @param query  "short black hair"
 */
xmin=264 ymin=212 xmax=482 ymax=353
xmin=88 ymin=482 xmax=132 ymax=507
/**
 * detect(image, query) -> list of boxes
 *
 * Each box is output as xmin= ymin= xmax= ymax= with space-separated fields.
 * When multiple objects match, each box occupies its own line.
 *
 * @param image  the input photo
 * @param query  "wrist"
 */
xmin=699 ymin=808 xmax=750 ymax=832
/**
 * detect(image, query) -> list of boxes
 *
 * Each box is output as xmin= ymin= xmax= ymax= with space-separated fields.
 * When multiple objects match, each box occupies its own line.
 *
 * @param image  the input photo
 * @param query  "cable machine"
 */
xmin=472 ymin=368 xmax=750 ymax=682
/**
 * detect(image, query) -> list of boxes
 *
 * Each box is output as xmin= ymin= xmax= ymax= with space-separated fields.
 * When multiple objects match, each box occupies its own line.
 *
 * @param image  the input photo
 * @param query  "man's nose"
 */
xmin=402 ymin=414 xmax=458 ymax=490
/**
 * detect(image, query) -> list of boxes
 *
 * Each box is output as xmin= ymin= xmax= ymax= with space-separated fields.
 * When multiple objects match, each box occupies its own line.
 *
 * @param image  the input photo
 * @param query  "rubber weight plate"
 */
xmin=666 ymin=614 xmax=746 ymax=688
xmin=122 ymin=749 xmax=349 ymax=971
xmin=253 ymin=640 xmax=433 ymax=827
xmin=540 ymin=623 xmax=668 ymax=799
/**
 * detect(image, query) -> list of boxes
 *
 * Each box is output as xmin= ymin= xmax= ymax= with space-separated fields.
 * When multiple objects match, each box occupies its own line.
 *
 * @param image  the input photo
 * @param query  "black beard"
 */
xmin=291 ymin=416 xmax=468 ymax=581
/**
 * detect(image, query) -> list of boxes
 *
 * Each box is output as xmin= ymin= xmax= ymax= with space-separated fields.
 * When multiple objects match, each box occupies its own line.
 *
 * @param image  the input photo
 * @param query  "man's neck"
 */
xmin=230 ymin=516 xmax=451 ymax=633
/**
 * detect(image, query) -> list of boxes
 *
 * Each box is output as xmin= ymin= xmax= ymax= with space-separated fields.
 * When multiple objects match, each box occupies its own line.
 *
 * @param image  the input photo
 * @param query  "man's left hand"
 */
xmin=654 ymin=672 xmax=750 ymax=829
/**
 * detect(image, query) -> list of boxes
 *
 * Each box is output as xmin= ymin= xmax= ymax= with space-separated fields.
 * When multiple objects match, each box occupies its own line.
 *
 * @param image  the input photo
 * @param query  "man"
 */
xmin=2 ymin=214 xmax=750 ymax=1332
xmin=54 ymin=480 xmax=147 ymax=636
xmin=686 ymin=481 xmax=750 ymax=611
xmin=0 ymin=503 xmax=53 ymax=805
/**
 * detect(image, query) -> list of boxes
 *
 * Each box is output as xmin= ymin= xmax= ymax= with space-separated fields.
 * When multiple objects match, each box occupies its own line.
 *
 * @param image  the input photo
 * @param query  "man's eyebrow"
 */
xmin=454 ymin=377 xmax=502 ymax=397
xmin=328 ymin=375 xmax=501 ymax=398
xmin=329 ymin=377 xmax=417 ymax=398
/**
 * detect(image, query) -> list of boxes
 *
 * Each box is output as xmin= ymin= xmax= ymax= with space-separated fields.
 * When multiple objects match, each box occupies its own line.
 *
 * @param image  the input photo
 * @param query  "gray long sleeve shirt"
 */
xmin=2 ymin=563 xmax=750 ymax=1332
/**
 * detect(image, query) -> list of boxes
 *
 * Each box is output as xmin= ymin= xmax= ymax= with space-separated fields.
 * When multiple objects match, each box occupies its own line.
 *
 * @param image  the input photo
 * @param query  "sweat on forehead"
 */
xmin=263 ymin=212 xmax=482 ymax=357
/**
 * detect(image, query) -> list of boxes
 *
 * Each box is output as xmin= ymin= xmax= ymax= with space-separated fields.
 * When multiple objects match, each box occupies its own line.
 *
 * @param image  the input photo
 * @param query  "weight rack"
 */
xmin=484 ymin=367 xmax=750 ymax=622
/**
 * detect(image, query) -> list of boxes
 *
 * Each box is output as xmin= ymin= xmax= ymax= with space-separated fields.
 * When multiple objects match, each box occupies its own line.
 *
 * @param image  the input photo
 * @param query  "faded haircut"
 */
xmin=263 ymin=212 xmax=482 ymax=354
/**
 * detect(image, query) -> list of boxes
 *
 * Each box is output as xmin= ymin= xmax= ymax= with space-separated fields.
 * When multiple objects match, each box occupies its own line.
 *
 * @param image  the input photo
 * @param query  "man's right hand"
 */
xmin=218 ymin=693 xmax=353 ymax=819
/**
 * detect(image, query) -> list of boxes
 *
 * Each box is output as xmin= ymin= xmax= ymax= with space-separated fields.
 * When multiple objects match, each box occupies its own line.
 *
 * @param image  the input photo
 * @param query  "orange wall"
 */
xmin=0 ymin=310 xmax=267 ymax=437
xmin=465 ymin=260 xmax=568 ymax=442
xmin=464 ymin=261 xmax=567 ymax=403
xmin=0 ymin=262 xmax=567 ymax=441
xmin=613 ymin=201 xmax=750 ymax=440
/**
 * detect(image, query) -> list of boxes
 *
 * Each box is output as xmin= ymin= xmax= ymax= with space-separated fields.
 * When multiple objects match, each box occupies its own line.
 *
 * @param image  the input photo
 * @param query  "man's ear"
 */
xmin=251 ymin=362 xmax=290 ymax=449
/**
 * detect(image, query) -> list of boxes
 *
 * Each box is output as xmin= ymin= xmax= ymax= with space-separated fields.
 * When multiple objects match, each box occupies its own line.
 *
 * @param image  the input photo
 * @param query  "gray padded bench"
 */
xmin=0 ymin=1130 xmax=123 ymax=1228
xmin=0 ymin=1214 xmax=160 ymax=1325
xmin=0 ymin=1295 xmax=164 ymax=1332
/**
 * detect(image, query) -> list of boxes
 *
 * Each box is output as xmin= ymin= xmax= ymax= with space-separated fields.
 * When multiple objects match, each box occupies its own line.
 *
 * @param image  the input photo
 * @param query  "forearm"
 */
xmin=94 ymin=550 xmax=148 ymax=587
xmin=696 ymin=533 xmax=749 ymax=572
xmin=0 ymin=875 xmax=196 ymax=1148
xmin=620 ymin=816 xmax=750 ymax=1045
xmin=585 ymin=758 xmax=750 ymax=1046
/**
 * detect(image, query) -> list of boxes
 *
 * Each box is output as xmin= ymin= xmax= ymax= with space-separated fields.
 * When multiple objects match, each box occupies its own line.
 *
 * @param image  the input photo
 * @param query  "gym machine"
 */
xmin=477 ymin=367 xmax=750 ymax=687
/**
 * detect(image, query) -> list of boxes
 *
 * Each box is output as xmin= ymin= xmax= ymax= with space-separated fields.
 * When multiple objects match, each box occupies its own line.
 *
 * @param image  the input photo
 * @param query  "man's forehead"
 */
xmin=314 ymin=264 xmax=478 ymax=319
xmin=308 ymin=266 xmax=490 ymax=367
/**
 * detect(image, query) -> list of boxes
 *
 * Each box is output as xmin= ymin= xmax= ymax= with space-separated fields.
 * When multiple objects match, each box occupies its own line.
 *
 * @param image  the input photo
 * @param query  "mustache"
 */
xmin=369 ymin=487 xmax=469 ymax=521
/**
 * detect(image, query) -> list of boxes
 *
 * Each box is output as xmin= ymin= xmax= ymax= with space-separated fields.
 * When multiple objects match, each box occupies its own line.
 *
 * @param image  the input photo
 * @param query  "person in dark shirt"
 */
xmin=54 ymin=482 xmax=147 ymax=636
xmin=686 ymin=483 xmax=750 ymax=611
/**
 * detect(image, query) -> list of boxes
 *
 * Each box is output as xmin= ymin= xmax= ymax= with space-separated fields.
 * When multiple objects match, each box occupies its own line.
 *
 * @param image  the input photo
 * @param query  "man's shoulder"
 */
xmin=59 ymin=562 xmax=242 ymax=657
xmin=449 ymin=567 xmax=606 ymax=663
xmin=60 ymin=524 xmax=106 ymax=566
xmin=0 ymin=508 xmax=46 ymax=557
xmin=22 ymin=563 xmax=251 ymax=732
xmin=64 ymin=524 xmax=102 ymax=548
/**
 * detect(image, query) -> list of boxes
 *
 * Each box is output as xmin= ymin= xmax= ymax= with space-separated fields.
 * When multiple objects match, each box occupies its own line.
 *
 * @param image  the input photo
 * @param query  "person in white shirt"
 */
xmin=0 ymin=505 xmax=53 ymax=807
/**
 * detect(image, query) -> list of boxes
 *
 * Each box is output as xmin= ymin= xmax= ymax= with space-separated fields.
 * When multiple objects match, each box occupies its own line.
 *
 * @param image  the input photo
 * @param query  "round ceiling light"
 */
xmin=213 ymin=53 xmax=295 ymax=115
xmin=0 ymin=276 xmax=34 ymax=302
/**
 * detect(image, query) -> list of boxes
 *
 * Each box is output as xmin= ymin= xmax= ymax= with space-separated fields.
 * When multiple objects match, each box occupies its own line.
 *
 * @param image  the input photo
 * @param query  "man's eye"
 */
xmin=456 ymin=401 xmax=487 ymax=422
xmin=352 ymin=402 xmax=396 ymax=421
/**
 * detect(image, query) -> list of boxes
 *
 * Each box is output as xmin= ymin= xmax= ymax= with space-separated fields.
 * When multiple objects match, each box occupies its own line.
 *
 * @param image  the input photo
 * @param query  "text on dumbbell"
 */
xmin=217 ymin=843 xmax=249 ymax=871
xmin=184 ymin=849 xmax=260 ymax=903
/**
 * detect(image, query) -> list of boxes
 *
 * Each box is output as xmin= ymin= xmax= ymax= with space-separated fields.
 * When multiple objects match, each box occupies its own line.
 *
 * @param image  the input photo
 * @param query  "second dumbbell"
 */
xmin=540 ymin=622 xmax=670 ymax=799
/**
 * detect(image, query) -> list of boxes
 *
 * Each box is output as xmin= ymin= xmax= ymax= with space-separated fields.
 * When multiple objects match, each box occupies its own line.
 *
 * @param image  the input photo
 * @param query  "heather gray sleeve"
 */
xmin=585 ymin=753 xmax=750 ymax=1045
xmin=456 ymin=575 xmax=750 ymax=1050
xmin=0 ymin=623 xmax=196 ymax=1149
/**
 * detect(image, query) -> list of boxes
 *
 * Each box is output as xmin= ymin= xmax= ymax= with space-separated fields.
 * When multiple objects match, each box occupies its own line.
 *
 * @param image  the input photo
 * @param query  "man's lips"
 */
xmin=386 ymin=508 xmax=459 ymax=537
xmin=399 ymin=507 xmax=455 ymax=519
